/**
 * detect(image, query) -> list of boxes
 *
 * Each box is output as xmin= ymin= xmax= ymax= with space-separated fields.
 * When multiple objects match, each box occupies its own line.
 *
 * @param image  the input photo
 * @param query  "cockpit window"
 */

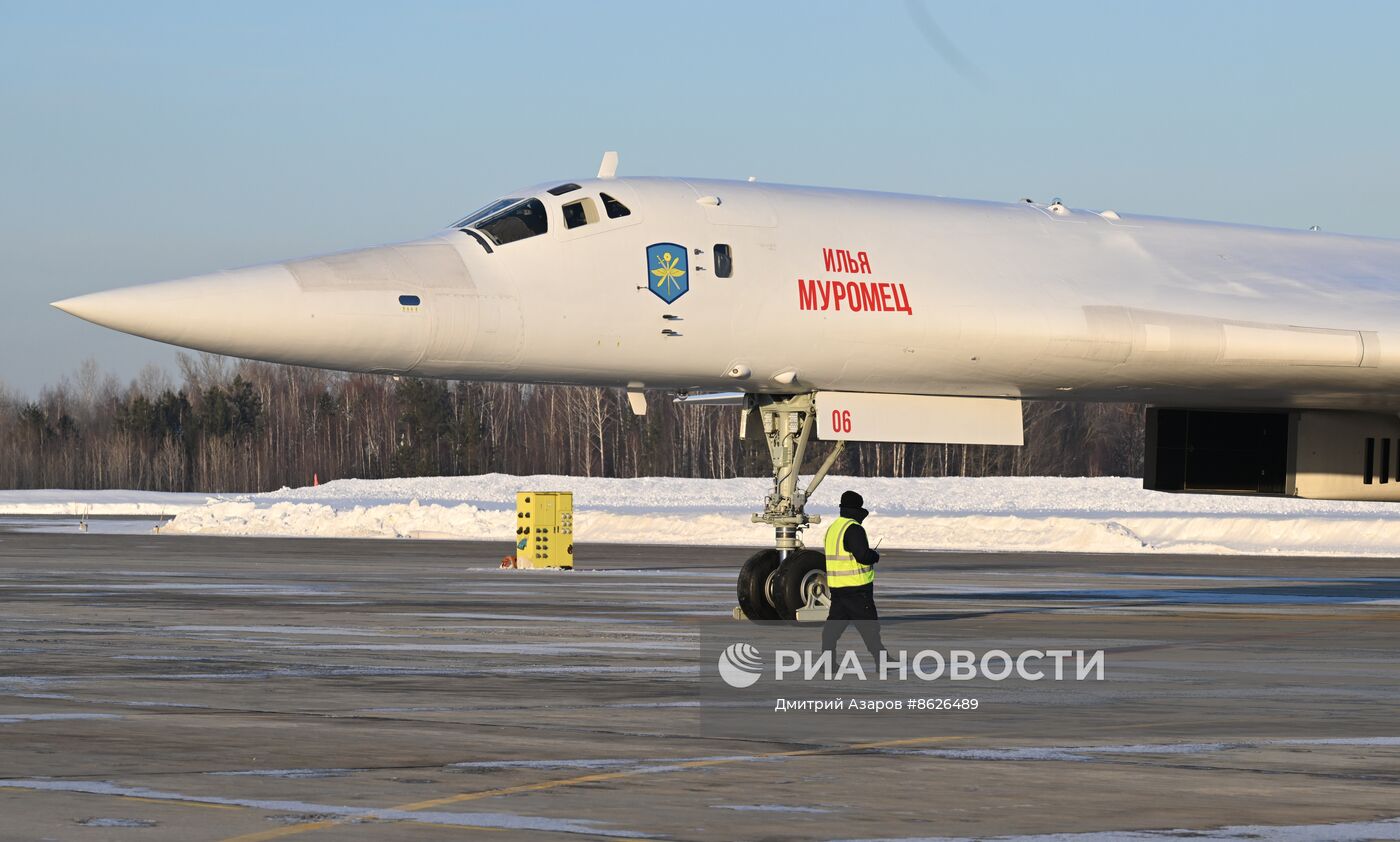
xmin=451 ymin=198 xmax=520 ymax=230
xmin=562 ymin=197 xmax=599 ymax=230
xmin=547 ymin=183 xmax=581 ymax=196
xmin=476 ymin=198 xmax=548 ymax=245
xmin=601 ymin=192 xmax=631 ymax=219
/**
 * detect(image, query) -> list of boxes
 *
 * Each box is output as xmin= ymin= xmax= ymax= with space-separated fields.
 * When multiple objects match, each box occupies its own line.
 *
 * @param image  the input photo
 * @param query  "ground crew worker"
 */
xmin=821 ymin=489 xmax=885 ymax=658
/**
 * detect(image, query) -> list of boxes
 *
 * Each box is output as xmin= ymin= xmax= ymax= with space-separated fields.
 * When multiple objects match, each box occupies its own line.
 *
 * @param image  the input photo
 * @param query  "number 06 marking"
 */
xmin=831 ymin=409 xmax=852 ymax=433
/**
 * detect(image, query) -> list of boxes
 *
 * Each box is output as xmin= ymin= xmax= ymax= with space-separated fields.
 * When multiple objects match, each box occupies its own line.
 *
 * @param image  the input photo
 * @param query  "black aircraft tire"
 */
xmin=737 ymin=549 xmax=782 ymax=622
xmin=773 ymin=549 xmax=828 ymax=622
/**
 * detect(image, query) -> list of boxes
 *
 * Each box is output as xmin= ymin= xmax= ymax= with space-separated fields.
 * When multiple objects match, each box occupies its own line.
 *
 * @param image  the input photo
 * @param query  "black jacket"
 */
xmin=839 ymin=505 xmax=880 ymax=566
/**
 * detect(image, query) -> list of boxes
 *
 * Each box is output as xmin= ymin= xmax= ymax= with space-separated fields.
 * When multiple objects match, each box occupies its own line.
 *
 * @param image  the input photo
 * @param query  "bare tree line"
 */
xmin=0 ymin=355 xmax=1144 ymax=492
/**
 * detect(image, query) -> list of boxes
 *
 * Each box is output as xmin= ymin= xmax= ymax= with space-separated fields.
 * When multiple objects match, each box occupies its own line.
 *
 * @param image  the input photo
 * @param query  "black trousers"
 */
xmin=821 ymin=584 xmax=884 ymax=657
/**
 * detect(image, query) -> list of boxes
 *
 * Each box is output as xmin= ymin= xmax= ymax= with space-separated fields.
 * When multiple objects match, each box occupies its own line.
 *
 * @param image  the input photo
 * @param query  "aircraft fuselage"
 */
xmin=54 ymin=175 xmax=1400 ymax=411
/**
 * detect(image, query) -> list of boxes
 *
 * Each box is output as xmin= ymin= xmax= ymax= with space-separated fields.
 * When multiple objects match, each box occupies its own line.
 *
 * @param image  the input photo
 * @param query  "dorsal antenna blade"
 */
xmin=597 ymin=150 xmax=618 ymax=179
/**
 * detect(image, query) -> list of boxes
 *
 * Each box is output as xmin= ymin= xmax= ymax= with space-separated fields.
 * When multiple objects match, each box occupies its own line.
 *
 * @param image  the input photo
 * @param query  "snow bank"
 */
xmin=147 ymin=475 xmax=1400 ymax=556
xmin=0 ymin=489 xmax=210 ymax=517
xmin=7 ymin=475 xmax=1400 ymax=555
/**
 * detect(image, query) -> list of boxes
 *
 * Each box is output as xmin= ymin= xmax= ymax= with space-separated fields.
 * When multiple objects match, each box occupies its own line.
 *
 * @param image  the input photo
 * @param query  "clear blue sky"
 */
xmin=3 ymin=1 xmax=1398 ymax=396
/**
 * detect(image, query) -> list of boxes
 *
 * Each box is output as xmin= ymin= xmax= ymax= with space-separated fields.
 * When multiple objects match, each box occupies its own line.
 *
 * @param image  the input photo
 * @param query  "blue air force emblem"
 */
xmin=646 ymin=243 xmax=689 ymax=304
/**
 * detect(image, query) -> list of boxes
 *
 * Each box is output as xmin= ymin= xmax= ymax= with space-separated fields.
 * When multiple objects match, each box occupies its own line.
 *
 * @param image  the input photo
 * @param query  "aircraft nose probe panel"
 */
xmin=286 ymin=239 xmax=478 ymax=373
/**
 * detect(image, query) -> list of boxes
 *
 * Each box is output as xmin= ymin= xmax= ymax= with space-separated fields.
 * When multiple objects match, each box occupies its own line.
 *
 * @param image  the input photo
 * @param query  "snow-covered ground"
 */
xmin=0 ymin=489 xmax=211 ymax=517
xmin=5 ymin=475 xmax=1400 ymax=556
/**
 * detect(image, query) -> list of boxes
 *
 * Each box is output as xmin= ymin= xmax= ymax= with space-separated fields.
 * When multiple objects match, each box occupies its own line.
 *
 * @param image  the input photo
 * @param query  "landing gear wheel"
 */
xmin=773 ymin=549 xmax=828 ymax=622
xmin=737 ymin=549 xmax=782 ymax=621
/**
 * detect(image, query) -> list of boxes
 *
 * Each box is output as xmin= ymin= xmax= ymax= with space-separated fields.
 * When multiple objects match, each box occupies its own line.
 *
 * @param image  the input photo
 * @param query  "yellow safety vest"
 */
xmin=824 ymin=516 xmax=875 ymax=588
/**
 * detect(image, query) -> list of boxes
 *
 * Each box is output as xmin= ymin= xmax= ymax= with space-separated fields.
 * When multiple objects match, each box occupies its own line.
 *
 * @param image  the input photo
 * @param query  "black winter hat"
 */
xmin=839 ymin=490 xmax=864 ymax=509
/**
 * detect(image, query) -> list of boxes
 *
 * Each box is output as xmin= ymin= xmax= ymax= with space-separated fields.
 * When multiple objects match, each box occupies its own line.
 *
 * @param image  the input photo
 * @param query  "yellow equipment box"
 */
xmin=513 ymin=491 xmax=574 ymax=569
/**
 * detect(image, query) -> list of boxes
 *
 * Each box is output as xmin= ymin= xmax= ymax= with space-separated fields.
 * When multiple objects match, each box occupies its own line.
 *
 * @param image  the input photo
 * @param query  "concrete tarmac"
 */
xmin=0 ymin=529 xmax=1398 ymax=841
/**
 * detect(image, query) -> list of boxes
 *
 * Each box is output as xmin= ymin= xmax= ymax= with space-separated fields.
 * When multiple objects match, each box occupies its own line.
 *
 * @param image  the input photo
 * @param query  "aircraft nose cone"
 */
xmin=51 ymin=264 xmax=301 ymax=351
xmin=51 ymin=247 xmax=443 ymax=374
xmin=52 ymin=289 xmax=142 ymax=323
xmin=50 ymin=294 xmax=100 ymax=320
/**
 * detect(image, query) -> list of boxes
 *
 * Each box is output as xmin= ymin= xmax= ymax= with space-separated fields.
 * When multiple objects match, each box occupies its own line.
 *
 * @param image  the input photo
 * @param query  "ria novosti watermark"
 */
xmin=701 ymin=614 xmax=1393 ymax=744
xmin=718 ymin=641 xmax=1105 ymax=689
xmin=699 ymin=622 xmax=1111 ymax=740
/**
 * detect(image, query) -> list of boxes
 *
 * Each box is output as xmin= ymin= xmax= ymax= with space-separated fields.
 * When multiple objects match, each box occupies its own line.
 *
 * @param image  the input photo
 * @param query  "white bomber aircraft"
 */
xmin=53 ymin=153 xmax=1400 ymax=620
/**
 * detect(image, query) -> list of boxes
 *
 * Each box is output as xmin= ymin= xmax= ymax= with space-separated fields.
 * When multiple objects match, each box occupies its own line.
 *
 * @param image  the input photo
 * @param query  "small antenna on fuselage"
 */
xmin=597 ymin=151 xmax=618 ymax=179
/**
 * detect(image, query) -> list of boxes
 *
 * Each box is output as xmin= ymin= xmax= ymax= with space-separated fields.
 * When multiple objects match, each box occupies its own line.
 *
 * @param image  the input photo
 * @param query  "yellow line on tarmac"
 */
xmin=212 ymin=818 xmax=504 ymax=840
xmin=225 ymin=725 xmax=1208 ymax=842
xmin=14 ymin=720 xmax=1179 ymax=842
xmin=118 ymin=795 xmax=241 ymax=811
xmin=214 ymin=823 xmax=340 ymax=842
xmin=395 ymin=733 xmax=982 ymax=813
xmin=217 ymin=734 xmax=973 ymax=842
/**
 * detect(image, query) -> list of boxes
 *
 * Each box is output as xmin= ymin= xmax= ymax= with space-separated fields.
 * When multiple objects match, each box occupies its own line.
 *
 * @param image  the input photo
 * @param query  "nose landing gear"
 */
xmin=737 ymin=548 xmax=782 ymax=621
xmin=734 ymin=393 xmax=843 ymax=622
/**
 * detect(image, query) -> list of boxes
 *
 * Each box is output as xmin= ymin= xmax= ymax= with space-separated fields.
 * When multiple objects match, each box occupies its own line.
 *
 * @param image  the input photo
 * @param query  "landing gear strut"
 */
xmin=735 ymin=393 xmax=844 ymax=622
